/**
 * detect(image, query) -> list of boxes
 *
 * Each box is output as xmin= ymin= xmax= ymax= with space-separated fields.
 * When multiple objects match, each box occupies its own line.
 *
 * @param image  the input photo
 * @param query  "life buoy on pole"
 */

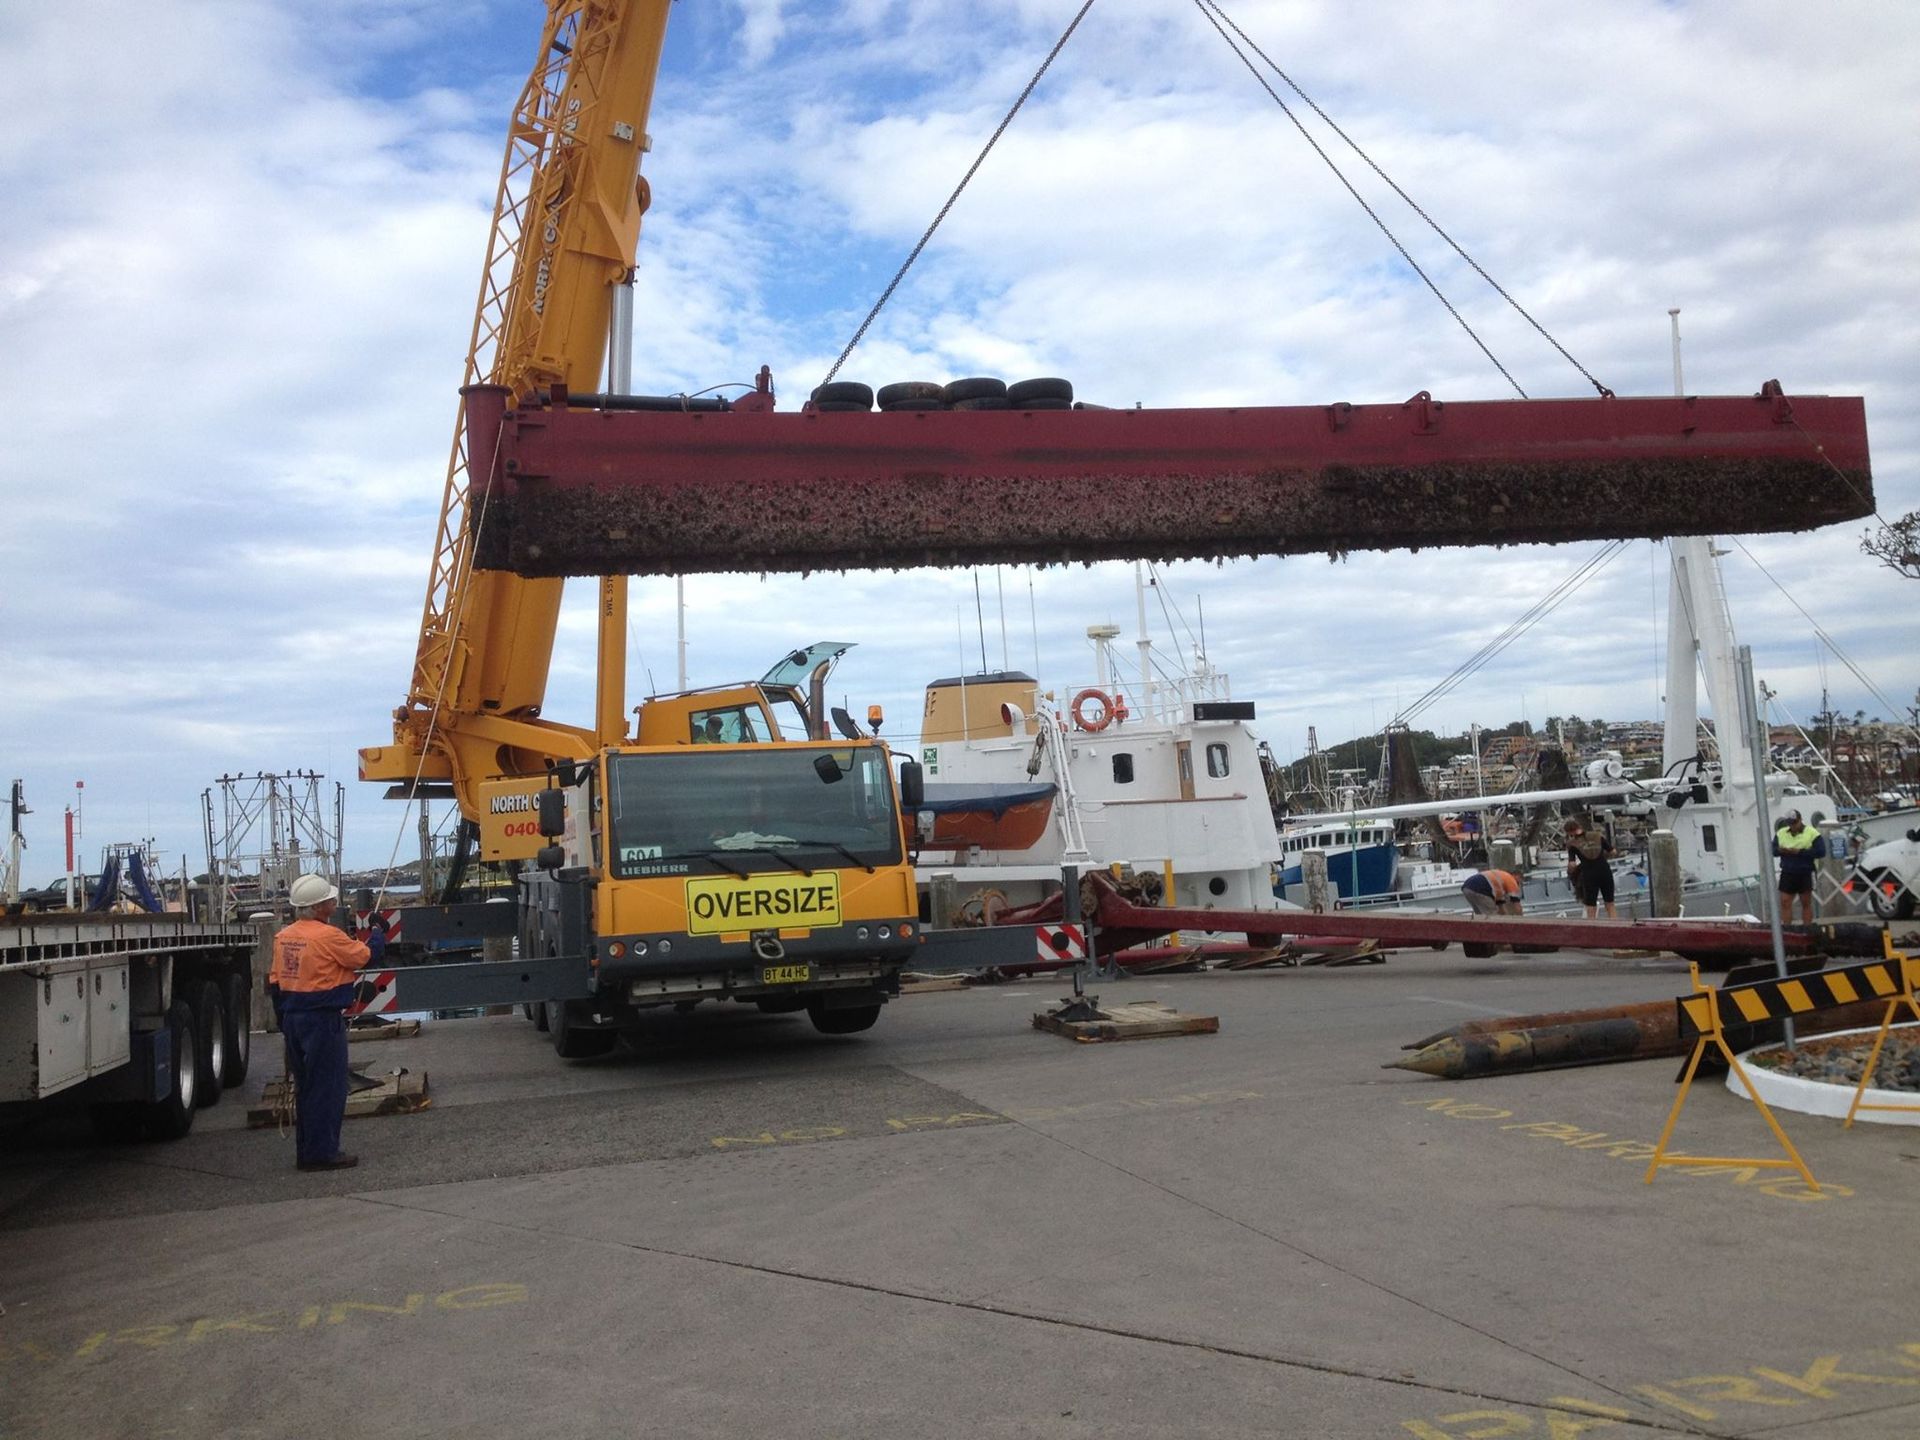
xmin=1071 ymin=688 xmax=1115 ymax=732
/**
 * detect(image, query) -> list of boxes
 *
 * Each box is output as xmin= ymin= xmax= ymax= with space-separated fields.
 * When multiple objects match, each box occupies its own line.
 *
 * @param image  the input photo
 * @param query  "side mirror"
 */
xmin=536 ymin=788 xmax=566 ymax=837
xmin=556 ymin=761 xmax=583 ymax=787
xmin=898 ymin=760 xmax=925 ymax=808
xmin=813 ymin=754 xmax=844 ymax=784
xmin=536 ymin=844 xmax=564 ymax=871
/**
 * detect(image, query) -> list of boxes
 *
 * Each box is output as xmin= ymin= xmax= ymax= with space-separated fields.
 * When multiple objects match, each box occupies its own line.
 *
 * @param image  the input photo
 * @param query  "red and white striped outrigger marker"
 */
xmin=348 ymin=970 xmax=400 ymax=1017
xmin=353 ymin=908 xmax=404 ymax=944
xmin=1035 ymin=923 xmax=1086 ymax=966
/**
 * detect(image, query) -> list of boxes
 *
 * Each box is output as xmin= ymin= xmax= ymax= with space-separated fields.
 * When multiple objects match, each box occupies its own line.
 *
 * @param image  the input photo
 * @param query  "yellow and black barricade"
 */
xmin=1675 ymin=953 xmax=1906 ymax=1038
xmin=1647 ymin=964 xmax=1819 ymax=1190
xmin=1844 ymin=933 xmax=1920 ymax=1128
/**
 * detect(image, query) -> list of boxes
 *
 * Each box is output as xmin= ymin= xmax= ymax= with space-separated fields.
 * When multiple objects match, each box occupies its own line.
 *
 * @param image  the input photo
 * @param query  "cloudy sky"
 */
xmin=3 ymin=0 xmax=1917 ymax=880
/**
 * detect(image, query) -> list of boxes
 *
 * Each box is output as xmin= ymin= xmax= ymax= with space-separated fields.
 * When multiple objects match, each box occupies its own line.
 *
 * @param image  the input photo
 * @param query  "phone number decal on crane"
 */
xmin=683 ymin=873 xmax=841 ymax=934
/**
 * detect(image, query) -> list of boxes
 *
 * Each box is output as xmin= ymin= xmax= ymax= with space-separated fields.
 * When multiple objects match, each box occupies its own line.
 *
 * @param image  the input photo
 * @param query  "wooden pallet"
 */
xmin=247 ymin=1069 xmax=431 ymax=1128
xmin=1032 ymin=1000 xmax=1219 ymax=1044
xmin=348 ymin=1019 xmax=423 ymax=1041
xmin=899 ymin=974 xmax=974 ymax=995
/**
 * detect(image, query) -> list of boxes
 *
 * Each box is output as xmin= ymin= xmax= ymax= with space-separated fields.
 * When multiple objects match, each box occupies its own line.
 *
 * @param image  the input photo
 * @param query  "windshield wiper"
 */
xmin=713 ymin=846 xmax=813 ymax=876
xmin=788 ymin=838 xmax=875 ymax=874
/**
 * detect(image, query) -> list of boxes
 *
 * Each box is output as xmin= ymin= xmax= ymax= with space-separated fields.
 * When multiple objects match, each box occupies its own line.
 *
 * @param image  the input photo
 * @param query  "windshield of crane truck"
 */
xmin=607 ymin=747 xmax=902 ymax=879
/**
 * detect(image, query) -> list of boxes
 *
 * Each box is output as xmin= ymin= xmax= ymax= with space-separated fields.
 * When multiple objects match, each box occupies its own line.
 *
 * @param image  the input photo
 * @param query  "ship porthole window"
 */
xmin=1207 ymin=876 xmax=1227 ymax=896
xmin=1112 ymin=753 xmax=1134 ymax=784
xmin=1206 ymin=743 xmax=1230 ymax=778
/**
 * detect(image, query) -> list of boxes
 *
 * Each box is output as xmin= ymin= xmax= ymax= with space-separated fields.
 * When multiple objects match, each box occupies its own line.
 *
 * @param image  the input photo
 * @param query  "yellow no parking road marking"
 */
xmin=0 ymin=1283 xmax=529 ymax=1368
xmin=1399 ymin=1340 xmax=1920 ymax=1436
xmin=708 ymin=1088 xmax=1266 ymax=1151
xmin=1403 ymin=1096 xmax=1853 ymax=1203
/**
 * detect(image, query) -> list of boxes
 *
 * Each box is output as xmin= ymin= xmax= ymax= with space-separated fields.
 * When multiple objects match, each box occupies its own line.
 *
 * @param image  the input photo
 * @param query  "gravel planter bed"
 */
xmin=1731 ymin=1022 xmax=1920 ymax=1126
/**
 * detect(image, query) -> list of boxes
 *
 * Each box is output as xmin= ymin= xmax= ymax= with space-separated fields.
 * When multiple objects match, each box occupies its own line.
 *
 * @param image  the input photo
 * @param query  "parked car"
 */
xmin=1847 ymin=829 xmax=1920 ymax=920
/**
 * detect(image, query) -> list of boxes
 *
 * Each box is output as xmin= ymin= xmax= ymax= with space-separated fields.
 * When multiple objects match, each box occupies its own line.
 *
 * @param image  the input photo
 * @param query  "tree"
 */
xmin=1862 ymin=512 xmax=1920 ymax=579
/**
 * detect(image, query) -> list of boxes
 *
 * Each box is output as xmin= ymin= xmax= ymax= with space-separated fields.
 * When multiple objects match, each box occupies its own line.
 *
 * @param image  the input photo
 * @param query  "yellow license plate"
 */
xmin=762 ymin=964 xmax=812 ymax=985
xmin=684 ymin=872 xmax=841 ymax=936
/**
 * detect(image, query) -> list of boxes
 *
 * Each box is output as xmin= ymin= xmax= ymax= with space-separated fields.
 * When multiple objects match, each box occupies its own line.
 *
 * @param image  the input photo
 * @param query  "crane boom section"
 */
xmin=364 ymin=1 xmax=671 ymax=811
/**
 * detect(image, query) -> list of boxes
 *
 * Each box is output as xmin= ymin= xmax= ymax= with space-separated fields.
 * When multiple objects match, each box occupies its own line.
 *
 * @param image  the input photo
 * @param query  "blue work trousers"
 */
xmin=281 ymin=1005 xmax=349 ymax=1165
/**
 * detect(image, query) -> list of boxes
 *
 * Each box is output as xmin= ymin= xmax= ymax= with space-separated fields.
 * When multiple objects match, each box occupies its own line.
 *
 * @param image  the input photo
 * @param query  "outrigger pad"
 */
xmin=461 ymin=385 xmax=1873 ymax=577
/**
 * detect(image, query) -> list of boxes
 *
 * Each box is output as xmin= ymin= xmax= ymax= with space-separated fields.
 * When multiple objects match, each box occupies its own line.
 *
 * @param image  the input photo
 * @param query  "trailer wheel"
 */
xmin=190 ymin=981 xmax=226 ymax=1107
xmin=546 ymin=999 xmax=616 ymax=1058
xmin=806 ymin=999 xmax=882 ymax=1035
xmin=522 ymin=1001 xmax=550 ymax=1031
xmin=147 ymin=999 xmax=198 ymax=1140
xmin=221 ymin=970 xmax=252 ymax=1087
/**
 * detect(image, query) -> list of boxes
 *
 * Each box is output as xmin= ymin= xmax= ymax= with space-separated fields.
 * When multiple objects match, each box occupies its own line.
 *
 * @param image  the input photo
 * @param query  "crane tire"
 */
xmin=1071 ymin=689 xmax=1114 ymax=732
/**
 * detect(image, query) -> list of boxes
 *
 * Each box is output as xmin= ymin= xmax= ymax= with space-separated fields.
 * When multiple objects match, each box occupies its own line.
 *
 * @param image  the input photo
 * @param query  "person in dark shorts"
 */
xmin=1772 ymin=810 xmax=1826 ymax=924
xmin=1565 ymin=818 xmax=1617 ymax=919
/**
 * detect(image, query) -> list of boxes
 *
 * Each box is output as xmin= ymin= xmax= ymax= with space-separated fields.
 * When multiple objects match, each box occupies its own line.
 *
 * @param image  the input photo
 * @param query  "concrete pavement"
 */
xmin=3 ymin=948 xmax=1917 ymax=1438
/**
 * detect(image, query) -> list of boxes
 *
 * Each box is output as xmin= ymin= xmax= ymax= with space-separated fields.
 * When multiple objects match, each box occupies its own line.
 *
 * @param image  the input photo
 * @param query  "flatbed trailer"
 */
xmin=0 ymin=911 xmax=259 ymax=1140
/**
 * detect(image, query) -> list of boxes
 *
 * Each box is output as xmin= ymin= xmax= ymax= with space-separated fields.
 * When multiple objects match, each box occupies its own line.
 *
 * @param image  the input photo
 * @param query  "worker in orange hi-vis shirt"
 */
xmin=1460 ymin=866 xmax=1524 ymax=916
xmin=272 ymin=874 xmax=384 ymax=1172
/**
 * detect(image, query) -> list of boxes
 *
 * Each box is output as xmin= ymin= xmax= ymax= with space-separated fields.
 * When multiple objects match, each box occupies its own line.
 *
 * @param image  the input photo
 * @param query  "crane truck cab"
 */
xmin=519 ymin=730 xmax=926 ymax=1056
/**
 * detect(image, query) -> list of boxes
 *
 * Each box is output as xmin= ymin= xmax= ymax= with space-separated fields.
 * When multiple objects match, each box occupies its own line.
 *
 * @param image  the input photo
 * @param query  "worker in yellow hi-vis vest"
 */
xmin=1772 ymin=810 xmax=1826 ymax=925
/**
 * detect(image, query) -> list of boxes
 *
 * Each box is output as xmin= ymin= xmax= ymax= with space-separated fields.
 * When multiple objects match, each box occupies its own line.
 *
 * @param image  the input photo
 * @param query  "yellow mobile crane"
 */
xmin=361 ymin=4 xmax=925 ymax=1054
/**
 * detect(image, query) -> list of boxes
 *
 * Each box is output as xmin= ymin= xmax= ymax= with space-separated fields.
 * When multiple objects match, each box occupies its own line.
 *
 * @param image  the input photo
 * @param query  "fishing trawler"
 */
xmin=910 ymin=582 xmax=1294 ymax=931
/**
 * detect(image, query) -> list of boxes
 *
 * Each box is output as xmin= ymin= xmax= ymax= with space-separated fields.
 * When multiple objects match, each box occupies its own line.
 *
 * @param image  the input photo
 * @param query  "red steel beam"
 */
xmin=461 ymin=382 xmax=1873 ymax=576
xmin=1067 ymin=873 xmax=1882 ymax=960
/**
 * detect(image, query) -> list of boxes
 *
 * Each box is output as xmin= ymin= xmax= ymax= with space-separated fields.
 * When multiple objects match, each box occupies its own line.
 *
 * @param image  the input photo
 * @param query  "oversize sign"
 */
xmin=684 ymin=872 xmax=840 ymax=935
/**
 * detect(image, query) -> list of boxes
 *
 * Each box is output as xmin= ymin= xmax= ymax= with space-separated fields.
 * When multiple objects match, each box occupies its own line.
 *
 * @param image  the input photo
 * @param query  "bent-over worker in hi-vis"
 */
xmin=1461 ymin=867 xmax=1523 ymax=916
xmin=273 ymin=873 xmax=384 ymax=1172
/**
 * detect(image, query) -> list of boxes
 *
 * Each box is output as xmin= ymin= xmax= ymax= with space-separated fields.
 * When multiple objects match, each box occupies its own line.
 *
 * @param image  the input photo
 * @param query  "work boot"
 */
xmin=297 ymin=1154 xmax=360 ymax=1172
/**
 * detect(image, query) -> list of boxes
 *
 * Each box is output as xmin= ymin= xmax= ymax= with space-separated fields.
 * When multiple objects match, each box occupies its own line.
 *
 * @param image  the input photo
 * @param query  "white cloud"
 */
xmin=2 ymin=0 xmax=1916 ymax=876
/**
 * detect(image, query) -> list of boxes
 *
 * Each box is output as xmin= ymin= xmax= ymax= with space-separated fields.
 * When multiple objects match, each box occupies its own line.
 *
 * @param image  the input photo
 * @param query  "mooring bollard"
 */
xmin=1301 ymin=849 xmax=1330 ymax=913
xmin=1649 ymin=828 xmax=1681 ymax=918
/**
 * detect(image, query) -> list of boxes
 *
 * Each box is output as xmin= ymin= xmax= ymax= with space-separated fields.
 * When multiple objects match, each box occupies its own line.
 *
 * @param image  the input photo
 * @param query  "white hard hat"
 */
xmin=289 ymin=873 xmax=338 ymax=908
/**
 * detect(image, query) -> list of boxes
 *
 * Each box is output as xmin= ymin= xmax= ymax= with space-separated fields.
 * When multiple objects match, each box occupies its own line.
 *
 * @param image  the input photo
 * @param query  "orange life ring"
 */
xmin=1071 ymin=688 xmax=1114 ymax=732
